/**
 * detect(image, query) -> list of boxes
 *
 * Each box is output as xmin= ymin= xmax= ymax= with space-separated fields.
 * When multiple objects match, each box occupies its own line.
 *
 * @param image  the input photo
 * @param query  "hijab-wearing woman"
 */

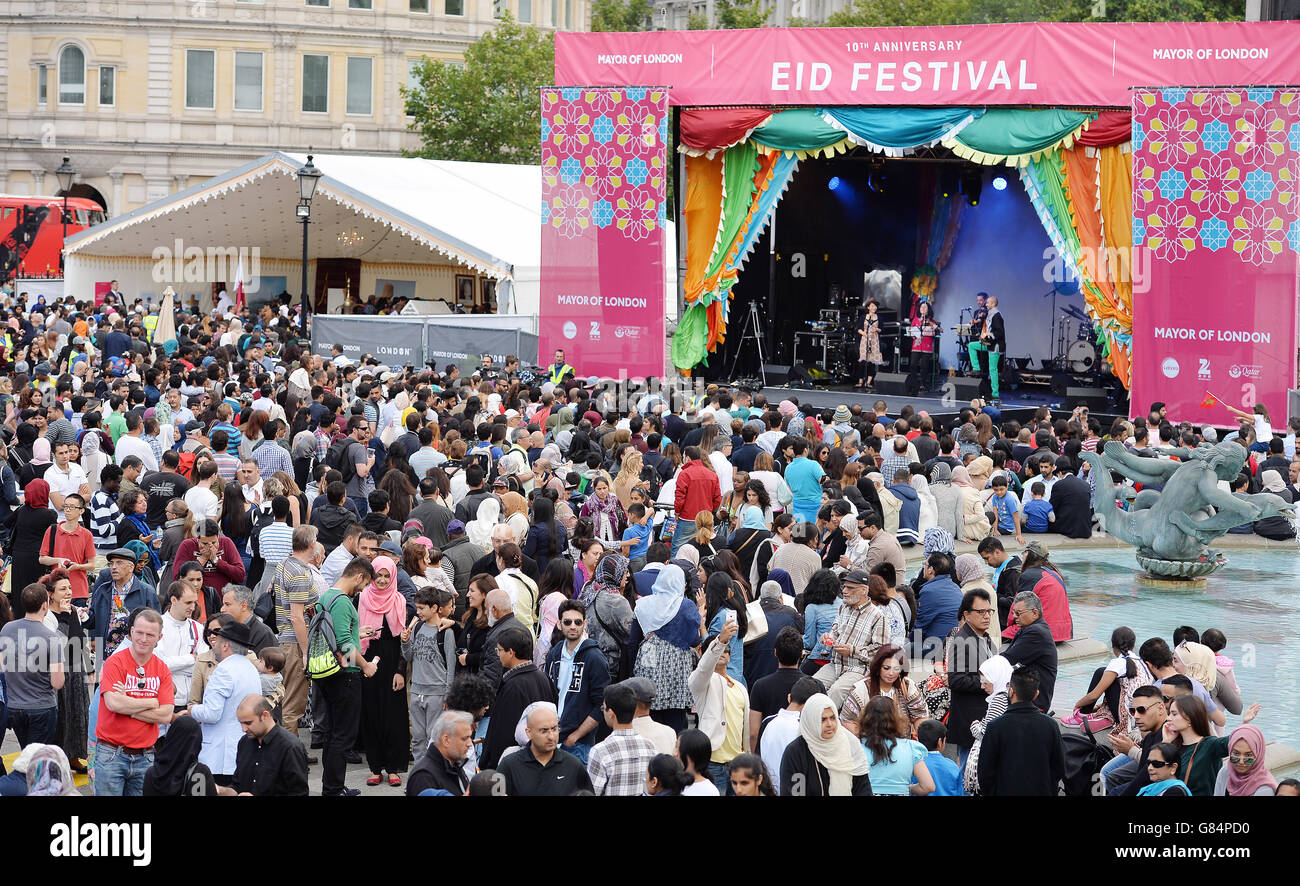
xmin=578 ymin=552 xmax=634 ymax=678
xmin=630 ymin=564 xmax=702 ymax=733
xmin=358 ymin=556 xmax=411 ymax=787
xmin=22 ymin=744 xmax=78 ymax=796
xmin=951 ymin=465 xmax=991 ymax=542
xmin=964 ymin=654 xmax=1012 ymax=795
xmin=928 ymin=462 xmax=962 ymax=540
xmin=8 ymin=479 xmax=57 ymax=615
xmin=1215 ymin=723 xmax=1276 ymax=796
xmin=500 ymin=492 xmax=529 ymax=545
xmin=141 ymin=716 xmax=216 ymax=796
xmin=779 ymin=693 xmax=873 ymax=796
xmin=954 ymin=553 xmax=995 ymax=595
xmin=462 ymin=495 xmax=499 ymax=553
xmin=18 ymin=437 xmax=53 ymax=487
xmin=909 ymin=473 xmax=938 ymax=536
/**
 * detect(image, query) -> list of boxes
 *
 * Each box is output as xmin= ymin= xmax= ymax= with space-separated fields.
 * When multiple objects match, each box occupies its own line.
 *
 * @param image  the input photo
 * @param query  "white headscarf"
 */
xmin=466 ymin=497 xmax=501 ymax=550
xmin=1261 ymin=469 xmax=1285 ymax=494
xmin=635 ymin=564 xmax=686 ymax=635
xmin=979 ymin=655 xmax=1013 ymax=698
xmin=798 ymin=693 xmax=871 ymax=796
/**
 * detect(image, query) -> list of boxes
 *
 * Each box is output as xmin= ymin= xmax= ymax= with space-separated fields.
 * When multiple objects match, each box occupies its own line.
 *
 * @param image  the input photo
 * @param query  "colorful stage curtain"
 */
xmin=680 ymin=108 xmax=775 ymax=156
xmin=945 ymin=109 xmax=1095 ymax=166
xmin=1021 ymin=148 xmax=1134 ymax=388
xmin=750 ymin=109 xmax=852 ymax=158
xmin=821 ymin=107 xmax=983 ymax=157
xmin=1076 ymin=110 xmax=1133 ymax=148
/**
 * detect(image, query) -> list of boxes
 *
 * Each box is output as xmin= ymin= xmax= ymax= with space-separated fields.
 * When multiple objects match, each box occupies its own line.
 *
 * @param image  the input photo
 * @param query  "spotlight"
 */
xmin=960 ymin=167 xmax=982 ymax=206
xmin=828 ymin=176 xmax=841 ymax=191
xmin=992 ymin=176 xmax=1008 ymax=191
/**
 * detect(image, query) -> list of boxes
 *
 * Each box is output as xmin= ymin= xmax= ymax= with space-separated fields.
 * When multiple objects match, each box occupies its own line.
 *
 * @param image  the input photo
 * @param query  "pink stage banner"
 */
xmin=540 ymin=87 xmax=668 ymax=381
xmin=556 ymin=22 xmax=1300 ymax=109
xmin=1131 ymin=87 xmax=1300 ymax=425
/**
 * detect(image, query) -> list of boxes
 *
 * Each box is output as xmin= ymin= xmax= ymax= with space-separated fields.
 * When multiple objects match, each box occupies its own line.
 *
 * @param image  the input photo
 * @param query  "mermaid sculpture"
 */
xmin=1081 ymin=440 xmax=1292 ymax=578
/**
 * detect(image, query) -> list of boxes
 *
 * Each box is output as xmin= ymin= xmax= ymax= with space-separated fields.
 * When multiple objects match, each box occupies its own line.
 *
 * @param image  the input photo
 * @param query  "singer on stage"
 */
xmin=967 ymin=293 xmax=1005 ymax=402
xmin=910 ymin=300 xmax=939 ymax=388
xmin=856 ymin=297 xmax=883 ymax=390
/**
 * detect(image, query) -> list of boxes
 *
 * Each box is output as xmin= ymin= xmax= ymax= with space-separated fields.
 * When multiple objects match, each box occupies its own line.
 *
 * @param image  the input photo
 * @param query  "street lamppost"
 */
xmin=295 ymin=154 xmax=322 ymax=339
xmin=55 ymin=156 xmax=76 ymax=276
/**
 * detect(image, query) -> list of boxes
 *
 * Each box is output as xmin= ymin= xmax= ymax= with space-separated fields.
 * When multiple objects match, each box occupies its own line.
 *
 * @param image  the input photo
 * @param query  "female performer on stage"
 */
xmin=857 ymin=298 xmax=884 ymax=390
xmin=910 ymin=301 xmax=939 ymax=388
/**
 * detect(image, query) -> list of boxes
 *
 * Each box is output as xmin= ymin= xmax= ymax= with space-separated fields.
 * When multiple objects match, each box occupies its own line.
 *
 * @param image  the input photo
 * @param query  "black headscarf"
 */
xmin=141 ymin=716 xmax=204 ymax=797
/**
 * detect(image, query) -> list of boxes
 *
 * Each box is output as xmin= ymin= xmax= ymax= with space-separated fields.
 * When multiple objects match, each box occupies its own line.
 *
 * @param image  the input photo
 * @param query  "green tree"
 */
xmin=404 ymin=13 xmax=554 ymax=164
xmin=591 ymin=0 xmax=655 ymax=31
xmin=716 ymin=0 xmax=770 ymax=28
xmin=687 ymin=11 xmax=710 ymax=28
xmin=827 ymin=0 xmax=973 ymax=27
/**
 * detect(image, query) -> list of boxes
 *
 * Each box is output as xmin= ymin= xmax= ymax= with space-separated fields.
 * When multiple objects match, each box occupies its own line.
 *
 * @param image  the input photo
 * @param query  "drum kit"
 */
xmin=1057 ymin=303 xmax=1101 ymax=373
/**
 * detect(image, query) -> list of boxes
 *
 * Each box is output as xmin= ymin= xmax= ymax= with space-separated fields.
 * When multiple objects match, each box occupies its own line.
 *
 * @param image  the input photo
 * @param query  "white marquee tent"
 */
xmin=63 ymin=152 xmax=677 ymax=323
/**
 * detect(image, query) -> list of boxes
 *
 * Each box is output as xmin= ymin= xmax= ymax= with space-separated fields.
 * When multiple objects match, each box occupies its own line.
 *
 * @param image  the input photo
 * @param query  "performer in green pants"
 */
xmin=967 ymin=295 xmax=1005 ymax=400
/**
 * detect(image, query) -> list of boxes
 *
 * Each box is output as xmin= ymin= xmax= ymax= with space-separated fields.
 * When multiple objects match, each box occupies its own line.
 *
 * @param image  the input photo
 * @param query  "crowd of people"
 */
xmin=0 ymin=293 xmax=1296 ymax=798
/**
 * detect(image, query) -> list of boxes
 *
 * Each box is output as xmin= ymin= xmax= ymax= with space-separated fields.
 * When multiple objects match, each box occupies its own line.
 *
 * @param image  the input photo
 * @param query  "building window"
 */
xmin=346 ymin=56 xmax=372 ymax=116
xmin=59 ymin=45 xmax=86 ymax=105
xmin=445 ymin=0 xmax=464 ymax=12
xmin=348 ymin=0 xmax=372 ymax=7
xmin=99 ymin=66 xmax=116 ymax=107
xmin=518 ymin=0 xmax=531 ymax=20
xmin=38 ymin=65 xmax=48 ymax=106
xmin=410 ymin=0 xmax=428 ymax=10
xmin=302 ymin=54 xmax=329 ymax=113
xmin=234 ymin=51 xmax=264 ymax=111
xmin=305 ymin=0 xmax=328 ymax=6
xmin=405 ymin=57 xmax=422 ymax=116
xmin=494 ymin=0 xmax=507 ymax=17
xmin=566 ymin=0 xmax=571 ymax=29
xmin=185 ymin=49 xmax=216 ymax=109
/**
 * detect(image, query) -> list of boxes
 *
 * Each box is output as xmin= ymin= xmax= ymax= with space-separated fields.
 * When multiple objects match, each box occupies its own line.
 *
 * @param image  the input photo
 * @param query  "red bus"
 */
xmin=1 ymin=195 xmax=107 ymax=281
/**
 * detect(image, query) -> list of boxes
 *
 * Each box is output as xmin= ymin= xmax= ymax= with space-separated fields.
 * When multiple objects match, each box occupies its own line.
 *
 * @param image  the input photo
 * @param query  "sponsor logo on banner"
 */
xmin=614 ymin=326 xmax=641 ymax=339
xmin=1198 ymin=358 xmax=1211 ymax=380
xmin=589 ymin=321 xmax=601 ymax=341
xmin=1229 ymin=364 xmax=1262 ymax=379
xmin=1161 ymin=357 xmax=1180 ymax=379
xmin=563 ymin=321 xmax=577 ymax=339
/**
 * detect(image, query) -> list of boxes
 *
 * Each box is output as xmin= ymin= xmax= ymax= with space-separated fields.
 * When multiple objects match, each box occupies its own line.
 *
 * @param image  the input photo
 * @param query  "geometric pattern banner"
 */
xmin=539 ymin=87 xmax=669 ymax=380
xmin=1131 ymin=87 xmax=1300 ymax=423
xmin=1133 ymin=88 xmax=1300 ymax=265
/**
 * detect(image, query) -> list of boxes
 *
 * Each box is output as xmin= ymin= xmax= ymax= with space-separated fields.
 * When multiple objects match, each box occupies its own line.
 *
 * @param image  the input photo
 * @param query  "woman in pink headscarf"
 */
xmin=951 ymin=465 xmax=990 ymax=542
xmin=358 ymin=556 xmax=412 ymax=787
xmin=1215 ymin=723 xmax=1277 ymax=796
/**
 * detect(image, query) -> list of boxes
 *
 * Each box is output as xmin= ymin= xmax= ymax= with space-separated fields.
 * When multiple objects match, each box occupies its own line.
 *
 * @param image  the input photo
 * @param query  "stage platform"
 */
xmin=757 ymin=385 xmax=1122 ymax=425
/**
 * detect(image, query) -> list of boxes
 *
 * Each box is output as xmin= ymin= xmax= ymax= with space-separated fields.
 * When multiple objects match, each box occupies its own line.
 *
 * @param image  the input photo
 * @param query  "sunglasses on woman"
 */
xmin=1147 ymin=759 xmax=1175 ymax=769
xmin=1228 ymin=753 xmax=1256 ymax=765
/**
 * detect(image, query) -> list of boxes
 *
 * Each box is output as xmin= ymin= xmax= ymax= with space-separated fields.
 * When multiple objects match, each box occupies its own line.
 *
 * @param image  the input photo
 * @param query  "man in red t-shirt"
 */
xmin=94 ymin=608 xmax=175 ymax=796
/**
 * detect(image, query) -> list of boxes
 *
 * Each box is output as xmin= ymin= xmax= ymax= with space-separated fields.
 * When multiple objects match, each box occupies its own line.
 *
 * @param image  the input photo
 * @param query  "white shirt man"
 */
xmin=45 ymin=444 xmax=91 ymax=522
xmin=115 ymin=425 xmax=159 ymax=474
xmin=184 ymin=465 xmax=221 ymax=525
xmin=760 ymin=706 xmax=803 ymax=794
xmin=157 ymin=584 xmax=210 ymax=708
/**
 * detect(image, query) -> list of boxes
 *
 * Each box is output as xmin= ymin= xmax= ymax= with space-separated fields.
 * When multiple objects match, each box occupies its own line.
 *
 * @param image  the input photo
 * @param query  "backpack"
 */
xmin=325 ymin=437 xmax=359 ymax=483
xmin=305 ymin=589 xmax=344 ymax=680
xmin=175 ymin=451 xmax=198 ymax=482
xmin=463 ymin=448 xmax=495 ymax=483
xmin=253 ymin=564 xmax=278 ymax=633
xmin=108 ymin=355 xmax=129 ymax=377
xmin=638 ymin=463 xmax=662 ymax=500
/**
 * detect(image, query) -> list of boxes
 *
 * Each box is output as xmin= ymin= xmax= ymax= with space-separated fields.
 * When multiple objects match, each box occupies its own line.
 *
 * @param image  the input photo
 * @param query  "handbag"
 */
xmin=743 ymin=599 xmax=768 ymax=645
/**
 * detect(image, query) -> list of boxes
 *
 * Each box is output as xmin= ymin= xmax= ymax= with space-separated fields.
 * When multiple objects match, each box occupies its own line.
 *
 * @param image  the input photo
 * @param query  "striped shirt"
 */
xmin=272 ymin=556 xmax=318 ymax=645
xmin=213 ymin=452 xmax=241 ymax=484
xmin=88 ymin=489 xmax=122 ymax=550
xmin=212 ymin=421 xmax=242 ymax=456
xmin=258 ymin=521 xmax=294 ymax=572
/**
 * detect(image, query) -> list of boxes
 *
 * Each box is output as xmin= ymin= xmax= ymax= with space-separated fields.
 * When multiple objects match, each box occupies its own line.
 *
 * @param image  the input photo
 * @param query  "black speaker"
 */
xmin=875 ymin=371 xmax=914 ymax=396
xmin=761 ymin=363 xmax=791 ymax=383
xmin=948 ymin=375 xmax=983 ymax=401
xmin=1066 ymin=385 xmax=1110 ymax=411
xmin=1050 ymin=372 xmax=1072 ymax=397
xmin=788 ymin=364 xmax=832 ymax=386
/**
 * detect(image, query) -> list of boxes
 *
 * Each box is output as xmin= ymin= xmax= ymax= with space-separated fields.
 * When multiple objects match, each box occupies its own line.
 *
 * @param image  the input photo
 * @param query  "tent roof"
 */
xmin=65 ymin=152 xmax=542 ymax=279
